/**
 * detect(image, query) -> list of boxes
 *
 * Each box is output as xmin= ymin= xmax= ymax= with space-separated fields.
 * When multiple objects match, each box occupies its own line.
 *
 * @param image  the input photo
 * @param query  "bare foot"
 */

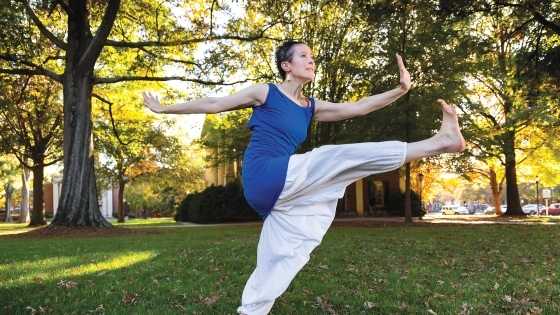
xmin=436 ymin=99 xmax=466 ymax=153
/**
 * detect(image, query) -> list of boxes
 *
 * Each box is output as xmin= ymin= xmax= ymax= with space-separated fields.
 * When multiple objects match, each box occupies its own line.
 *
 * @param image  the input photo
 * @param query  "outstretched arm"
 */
xmin=312 ymin=53 xmax=411 ymax=122
xmin=142 ymin=84 xmax=268 ymax=114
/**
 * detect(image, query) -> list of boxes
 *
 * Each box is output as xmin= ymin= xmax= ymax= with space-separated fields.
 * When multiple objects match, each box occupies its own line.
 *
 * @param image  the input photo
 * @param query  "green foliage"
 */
xmin=387 ymin=189 xmax=425 ymax=217
xmin=155 ymin=187 xmax=179 ymax=217
xmin=197 ymin=109 xmax=251 ymax=170
xmin=174 ymin=193 xmax=195 ymax=222
xmin=178 ymin=181 xmax=260 ymax=224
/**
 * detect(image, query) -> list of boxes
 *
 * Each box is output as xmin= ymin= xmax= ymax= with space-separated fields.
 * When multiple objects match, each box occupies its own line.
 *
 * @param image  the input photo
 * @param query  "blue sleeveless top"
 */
xmin=242 ymin=83 xmax=315 ymax=220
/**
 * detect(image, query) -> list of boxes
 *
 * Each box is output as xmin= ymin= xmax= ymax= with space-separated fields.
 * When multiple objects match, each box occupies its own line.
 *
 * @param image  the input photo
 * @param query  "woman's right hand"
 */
xmin=142 ymin=92 xmax=165 ymax=113
xmin=396 ymin=53 xmax=411 ymax=92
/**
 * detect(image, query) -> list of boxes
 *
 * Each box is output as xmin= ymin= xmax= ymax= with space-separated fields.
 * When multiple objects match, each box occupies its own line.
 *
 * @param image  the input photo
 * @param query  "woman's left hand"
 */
xmin=396 ymin=53 xmax=411 ymax=92
xmin=142 ymin=91 xmax=165 ymax=113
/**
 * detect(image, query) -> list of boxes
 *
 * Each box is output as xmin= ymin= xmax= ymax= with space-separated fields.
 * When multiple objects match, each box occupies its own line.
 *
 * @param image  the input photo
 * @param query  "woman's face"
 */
xmin=284 ymin=44 xmax=315 ymax=82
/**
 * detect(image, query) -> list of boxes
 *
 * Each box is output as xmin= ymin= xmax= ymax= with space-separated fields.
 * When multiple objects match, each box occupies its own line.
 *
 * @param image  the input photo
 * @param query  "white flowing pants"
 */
xmin=237 ymin=141 xmax=407 ymax=315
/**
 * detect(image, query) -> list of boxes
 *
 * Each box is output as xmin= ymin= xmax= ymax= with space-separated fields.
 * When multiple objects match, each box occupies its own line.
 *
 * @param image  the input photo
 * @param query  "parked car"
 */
xmin=521 ymin=204 xmax=545 ymax=215
xmin=547 ymin=203 xmax=560 ymax=215
xmin=442 ymin=205 xmax=469 ymax=215
xmin=484 ymin=205 xmax=507 ymax=215
xmin=458 ymin=206 xmax=470 ymax=214
xmin=484 ymin=206 xmax=495 ymax=215
xmin=477 ymin=204 xmax=489 ymax=211
xmin=474 ymin=208 xmax=485 ymax=215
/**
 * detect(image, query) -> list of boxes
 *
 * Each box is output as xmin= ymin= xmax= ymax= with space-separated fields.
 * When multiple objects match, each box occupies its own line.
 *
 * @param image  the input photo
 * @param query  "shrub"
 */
xmin=189 ymin=185 xmax=225 ymax=224
xmin=176 ymin=181 xmax=260 ymax=224
xmin=174 ymin=193 xmax=196 ymax=222
xmin=387 ymin=190 xmax=426 ymax=217
xmin=219 ymin=181 xmax=260 ymax=222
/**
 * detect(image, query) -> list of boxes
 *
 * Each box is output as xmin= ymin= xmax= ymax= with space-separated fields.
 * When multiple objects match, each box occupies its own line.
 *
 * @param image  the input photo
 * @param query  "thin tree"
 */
xmin=0 ymin=75 xmax=63 ymax=226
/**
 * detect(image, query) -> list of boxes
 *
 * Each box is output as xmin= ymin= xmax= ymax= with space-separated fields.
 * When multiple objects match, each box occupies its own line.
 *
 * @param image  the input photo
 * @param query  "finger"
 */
xmin=396 ymin=53 xmax=404 ymax=68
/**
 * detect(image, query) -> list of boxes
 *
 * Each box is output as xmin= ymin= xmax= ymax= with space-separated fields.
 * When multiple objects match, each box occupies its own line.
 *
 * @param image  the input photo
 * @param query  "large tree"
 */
xmin=0 ymin=0 xmax=269 ymax=227
xmin=447 ymin=4 xmax=560 ymax=215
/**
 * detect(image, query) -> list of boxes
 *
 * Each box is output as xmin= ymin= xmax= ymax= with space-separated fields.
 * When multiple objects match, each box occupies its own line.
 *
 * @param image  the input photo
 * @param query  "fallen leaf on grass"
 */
xmin=26 ymin=306 xmax=53 ymax=314
xmin=88 ymin=304 xmax=105 ymax=313
xmin=121 ymin=291 xmax=140 ymax=306
xmin=171 ymin=301 xmax=185 ymax=310
xmin=57 ymin=280 xmax=78 ymax=289
xmin=363 ymin=301 xmax=379 ymax=309
xmin=192 ymin=293 xmax=221 ymax=306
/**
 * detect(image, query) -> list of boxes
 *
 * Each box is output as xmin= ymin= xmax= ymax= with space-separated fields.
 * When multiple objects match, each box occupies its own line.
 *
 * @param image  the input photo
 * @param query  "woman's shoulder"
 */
xmin=238 ymin=83 xmax=271 ymax=107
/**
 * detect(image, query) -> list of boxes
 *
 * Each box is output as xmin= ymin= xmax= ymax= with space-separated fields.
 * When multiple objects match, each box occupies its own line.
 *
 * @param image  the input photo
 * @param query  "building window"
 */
xmin=369 ymin=180 xmax=384 ymax=208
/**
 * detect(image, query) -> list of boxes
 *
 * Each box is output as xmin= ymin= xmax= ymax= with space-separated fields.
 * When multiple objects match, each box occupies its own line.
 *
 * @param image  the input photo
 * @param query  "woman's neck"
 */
xmin=278 ymin=81 xmax=305 ymax=99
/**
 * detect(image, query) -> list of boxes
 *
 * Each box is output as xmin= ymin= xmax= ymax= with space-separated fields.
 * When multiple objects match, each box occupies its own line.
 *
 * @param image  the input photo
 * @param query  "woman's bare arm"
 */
xmin=312 ymin=54 xmax=411 ymax=122
xmin=142 ymin=84 xmax=269 ymax=114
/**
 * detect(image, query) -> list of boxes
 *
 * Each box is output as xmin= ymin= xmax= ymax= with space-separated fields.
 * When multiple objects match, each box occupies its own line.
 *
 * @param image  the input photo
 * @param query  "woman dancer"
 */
xmin=142 ymin=40 xmax=465 ymax=315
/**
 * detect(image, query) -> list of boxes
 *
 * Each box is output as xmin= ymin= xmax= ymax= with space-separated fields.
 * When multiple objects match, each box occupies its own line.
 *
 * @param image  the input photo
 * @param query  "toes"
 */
xmin=437 ymin=99 xmax=457 ymax=116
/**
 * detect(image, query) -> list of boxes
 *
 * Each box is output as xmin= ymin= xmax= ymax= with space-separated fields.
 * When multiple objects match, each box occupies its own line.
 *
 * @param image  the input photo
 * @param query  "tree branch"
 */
xmin=17 ymin=0 xmax=67 ymax=50
xmin=0 ymin=67 xmax=62 ymax=83
xmin=104 ymin=33 xmax=271 ymax=48
xmin=93 ymin=76 xmax=266 ymax=85
xmin=48 ymin=0 xmax=69 ymax=15
xmin=92 ymin=94 xmax=141 ymax=146
xmin=532 ymin=10 xmax=560 ymax=35
xmin=79 ymin=0 xmax=121 ymax=70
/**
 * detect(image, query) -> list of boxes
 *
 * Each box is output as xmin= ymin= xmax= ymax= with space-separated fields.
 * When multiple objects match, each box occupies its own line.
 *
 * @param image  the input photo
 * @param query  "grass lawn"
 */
xmin=0 ymin=218 xmax=181 ymax=237
xmin=0 ymin=223 xmax=559 ymax=314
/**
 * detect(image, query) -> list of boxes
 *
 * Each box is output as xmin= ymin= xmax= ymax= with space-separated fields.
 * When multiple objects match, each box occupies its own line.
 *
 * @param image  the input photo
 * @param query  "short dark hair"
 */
xmin=275 ymin=40 xmax=306 ymax=80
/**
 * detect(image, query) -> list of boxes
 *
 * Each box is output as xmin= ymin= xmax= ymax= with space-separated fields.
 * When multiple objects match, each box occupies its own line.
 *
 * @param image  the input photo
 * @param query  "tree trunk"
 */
xmin=503 ymin=130 xmax=523 ymax=216
xmin=49 ymin=0 xmax=119 ymax=227
xmin=18 ymin=168 xmax=31 ymax=223
xmin=504 ymin=161 xmax=523 ymax=215
xmin=29 ymin=165 xmax=47 ymax=226
xmin=50 ymin=75 xmax=111 ymax=227
xmin=489 ymin=168 xmax=503 ymax=215
xmin=117 ymin=179 xmax=125 ymax=223
xmin=3 ymin=183 xmax=14 ymax=222
xmin=404 ymin=163 xmax=412 ymax=222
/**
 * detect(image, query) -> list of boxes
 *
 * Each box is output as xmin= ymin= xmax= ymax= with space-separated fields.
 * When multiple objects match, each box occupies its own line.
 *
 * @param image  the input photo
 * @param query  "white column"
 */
xmin=52 ymin=176 xmax=63 ymax=216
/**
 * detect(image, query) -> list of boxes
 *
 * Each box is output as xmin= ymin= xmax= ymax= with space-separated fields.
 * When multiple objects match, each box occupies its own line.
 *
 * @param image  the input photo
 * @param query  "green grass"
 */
xmin=0 ymin=222 xmax=43 ymax=237
xmin=0 ymin=218 xmax=180 ymax=236
xmin=1 ymin=224 xmax=559 ymax=314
